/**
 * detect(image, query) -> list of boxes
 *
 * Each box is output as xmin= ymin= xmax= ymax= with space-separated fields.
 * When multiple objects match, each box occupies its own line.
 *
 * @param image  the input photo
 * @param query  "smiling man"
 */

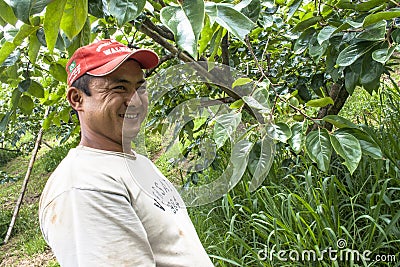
xmin=38 ymin=40 xmax=213 ymax=267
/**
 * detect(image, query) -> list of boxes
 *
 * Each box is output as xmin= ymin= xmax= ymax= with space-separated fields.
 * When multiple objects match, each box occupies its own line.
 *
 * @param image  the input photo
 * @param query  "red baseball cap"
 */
xmin=66 ymin=39 xmax=159 ymax=86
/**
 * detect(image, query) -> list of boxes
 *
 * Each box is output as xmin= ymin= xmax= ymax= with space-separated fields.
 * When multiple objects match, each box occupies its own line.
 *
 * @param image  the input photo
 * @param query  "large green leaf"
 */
xmin=306 ymin=97 xmax=334 ymax=108
xmin=294 ymin=28 xmax=314 ymax=54
xmin=363 ymin=9 xmax=400 ymax=27
xmin=372 ymin=46 xmax=396 ymax=64
xmin=44 ymin=0 xmax=67 ymax=52
xmin=0 ymin=110 xmax=13 ymax=132
xmin=317 ymin=26 xmax=337 ymax=45
xmin=60 ymin=0 xmax=88 ymax=40
xmin=330 ymin=131 xmax=362 ymax=174
xmin=160 ymin=0 xmax=204 ymax=58
xmin=338 ymin=128 xmax=383 ymax=159
xmin=28 ymin=32 xmax=41 ymax=64
xmin=336 ymin=42 xmax=375 ymax=67
xmin=107 ymin=0 xmax=146 ymax=26
xmin=248 ymin=135 xmax=275 ymax=192
xmin=49 ymin=62 xmax=67 ymax=82
xmin=213 ymin=113 xmax=242 ymax=149
xmin=322 ymin=115 xmax=359 ymax=129
xmin=356 ymin=0 xmax=388 ymax=12
xmin=0 ymin=0 xmax=17 ymax=25
xmin=293 ymin=16 xmax=322 ymax=32
xmin=28 ymin=80 xmax=44 ymax=98
xmin=0 ymin=42 xmax=16 ymax=66
xmin=357 ymin=21 xmax=386 ymax=41
xmin=5 ymin=0 xmax=51 ymax=24
xmin=288 ymin=122 xmax=304 ymax=154
xmin=14 ymin=24 xmax=38 ymax=46
xmin=266 ymin=122 xmax=292 ymax=143
xmin=360 ymin=55 xmax=383 ymax=85
xmin=344 ymin=68 xmax=358 ymax=95
xmin=234 ymin=0 xmax=261 ymax=23
xmin=305 ymin=128 xmax=332 ymax=172
xmin=18 ymin=95 xmax=34 ymax=115
xmin=205 ymin=2 xmax=255 ymax=41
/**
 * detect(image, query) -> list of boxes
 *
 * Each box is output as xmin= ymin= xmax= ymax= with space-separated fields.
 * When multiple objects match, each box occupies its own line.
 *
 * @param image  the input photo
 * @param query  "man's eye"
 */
xmin=113 ymin=86 xmax=126 ymax=91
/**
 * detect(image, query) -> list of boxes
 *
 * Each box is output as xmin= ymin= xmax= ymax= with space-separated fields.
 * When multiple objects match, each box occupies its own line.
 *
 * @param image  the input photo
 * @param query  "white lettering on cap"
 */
xmin=103 ymin=46 xmax=131 ymax=55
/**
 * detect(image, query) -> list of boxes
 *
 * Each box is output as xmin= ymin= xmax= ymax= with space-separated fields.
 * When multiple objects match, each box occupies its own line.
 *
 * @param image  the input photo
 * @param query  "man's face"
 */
xmin=79 ymin=60 xmax=148 ymax=150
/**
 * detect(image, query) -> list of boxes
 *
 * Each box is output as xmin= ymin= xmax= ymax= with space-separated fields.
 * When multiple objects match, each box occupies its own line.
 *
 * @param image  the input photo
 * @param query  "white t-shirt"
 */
xmin=39 ymin=145 xmax=214 ymax=267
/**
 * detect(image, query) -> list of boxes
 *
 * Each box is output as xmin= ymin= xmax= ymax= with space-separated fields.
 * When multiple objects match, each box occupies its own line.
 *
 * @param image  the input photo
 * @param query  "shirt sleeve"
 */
xmin=40 ymin=188 xmax=155 ymax=267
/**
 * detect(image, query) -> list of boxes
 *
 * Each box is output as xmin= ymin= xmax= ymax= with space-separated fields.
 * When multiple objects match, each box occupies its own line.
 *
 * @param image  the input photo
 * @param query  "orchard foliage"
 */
xmin=0 ymin=0 xmax=399 ymax=180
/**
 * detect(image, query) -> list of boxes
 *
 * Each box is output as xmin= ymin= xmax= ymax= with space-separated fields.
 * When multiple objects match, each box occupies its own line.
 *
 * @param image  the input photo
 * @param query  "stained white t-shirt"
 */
xmin=39 ymin=145 xmax=214 ymax=267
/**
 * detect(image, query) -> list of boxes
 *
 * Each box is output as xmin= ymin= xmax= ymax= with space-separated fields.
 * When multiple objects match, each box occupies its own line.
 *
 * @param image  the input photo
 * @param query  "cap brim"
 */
xmin=87 ymin=49 xmax=159 ymax=77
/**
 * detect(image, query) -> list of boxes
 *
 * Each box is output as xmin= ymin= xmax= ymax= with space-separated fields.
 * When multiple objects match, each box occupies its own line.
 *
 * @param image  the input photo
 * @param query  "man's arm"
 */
xmin=40 ymin=188 xmax=155 ymax=267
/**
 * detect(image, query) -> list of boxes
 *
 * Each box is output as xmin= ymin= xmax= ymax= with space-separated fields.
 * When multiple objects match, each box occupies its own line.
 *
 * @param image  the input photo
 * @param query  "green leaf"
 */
xmin=49 ymin=63 xmax=67 ymax=82
xmin=107 ymin=0 xmax=146 ymax=26
xmin=293 ymin=16 xmax=322 ymax=32
xmin=28 ymin=80 xmax=44 ymax=98
xmin=322 ymin=115 xmax=359 ymax=129
xmin=235 ymin=0 xmax=261 ymax=23
xmin=344 ymin=68 xmax=358 ymax=95
xmin=363 ymin=9 xmax=400 ymax=27
xmin=360 ymin=55 xmax=383 ymax=85
xmin=18 ymin=79 xmax=31 ymax=92
xmin=44 ymin=0 xmax=67 ymax=52
xmin=317 ymin=26 xmax=337 ymax=45
xmin=0 ymin=0 xmax=17 ymax=25
xmin=306 ymin=97 xmax=334 ymax=108
xmin=372 ymin=46 xmax=396 ymax=64
xmin=60 ymin=0 xmax=88 ymax=40
xmin=199 ymin=15 xmax=215 ymax=55
xmin=357 ymin=21 xmax=386 ymax=41
xmin=242 ymin=95 xmax=268 ymax=111
xmin=6 ymin=0 xmax=51 ymax=24
xmin=14 ymin=24 xmax=38 ymax=45
xmin=286 ymin=0 xmax=302 ymax=22
xmin=205 ymin=2 xmax=255 ymax=41
xmin=0 ymin=110 xmax=13 ymax=132
xmin=294 ymin=28 xmax=314 ymax=54
xmin=391 ymin=29 xmax=400 ymax=43
xmin=28 ymin=32 xmax=41 ymax=64
xmin=0 ymin=42 xmax=16 ymax=66
xmin=11 ymin=88 xmax=21 ymax=110
xmin=161 ymin=0 xmax=204 ymax=58
xmin=288 ymin=122 xmax=304 ymax=153
xmin=356 ymin=0 xmax=388 ymax=12
xmin=336 ymin=42 xmax=375 ymax=67
xmin=248 ymin=135 xmax=274 ymax=192
xmin=229 ymin=99 xmax=244 ymax=109
xmin=266 ymin=122 xmax=292 ymax=143
xmin=232 ymin=77 xmax=252 ymax=88
xmin=305 ymin=128 xmax=332 ymax=172
xmin=330 ymin=131 xmax=361 ymax=174
xmin=88 ymin=0 xmax=105 ymax=17
xmin=338 ymin=128 xmax=383 ymax=159
xmin=213 ymin=112 xmax=242 ymax=149
xmin=18 ymin=95 xmax=34 ymax=115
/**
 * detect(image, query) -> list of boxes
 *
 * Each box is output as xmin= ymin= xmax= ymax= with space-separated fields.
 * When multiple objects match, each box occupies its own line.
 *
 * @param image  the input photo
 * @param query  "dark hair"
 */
xmin=71 ymin=73 xmax=93 ymax=96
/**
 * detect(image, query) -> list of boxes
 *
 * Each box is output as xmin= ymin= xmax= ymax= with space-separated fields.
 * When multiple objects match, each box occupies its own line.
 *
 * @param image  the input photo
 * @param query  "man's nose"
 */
xmin=126 ymin=90 xmax=142 ymax=107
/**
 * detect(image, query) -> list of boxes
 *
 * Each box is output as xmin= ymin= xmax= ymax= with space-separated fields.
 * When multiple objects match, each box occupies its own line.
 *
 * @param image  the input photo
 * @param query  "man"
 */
xmin=39 ymin=39 xmax=214 ymax=267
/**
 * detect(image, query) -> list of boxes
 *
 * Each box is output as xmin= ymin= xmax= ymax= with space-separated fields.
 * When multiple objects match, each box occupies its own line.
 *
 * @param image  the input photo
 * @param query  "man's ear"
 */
xmin=67 ymin=87 xmax=84 ymax=111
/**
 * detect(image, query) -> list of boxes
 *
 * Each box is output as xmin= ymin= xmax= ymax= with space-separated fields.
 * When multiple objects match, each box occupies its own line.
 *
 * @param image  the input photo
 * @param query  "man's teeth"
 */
xmin=120 ymin=114 xmax=138 ymax=119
